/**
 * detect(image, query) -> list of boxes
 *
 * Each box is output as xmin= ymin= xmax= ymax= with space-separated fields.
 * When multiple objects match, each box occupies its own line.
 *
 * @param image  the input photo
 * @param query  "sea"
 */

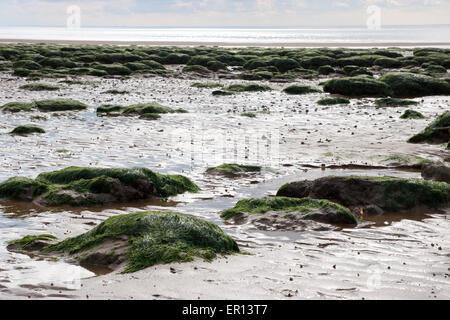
xmin=0 ymin=25 xmax=449 ymax=47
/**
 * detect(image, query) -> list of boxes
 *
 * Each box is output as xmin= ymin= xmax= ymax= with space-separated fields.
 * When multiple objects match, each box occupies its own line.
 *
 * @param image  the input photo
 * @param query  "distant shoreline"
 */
xmin=1 ymin=38 xmax=450 ymax=48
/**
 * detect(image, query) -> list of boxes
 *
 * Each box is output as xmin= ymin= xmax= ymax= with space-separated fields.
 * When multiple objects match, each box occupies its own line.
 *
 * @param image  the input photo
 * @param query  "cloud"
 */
xmin=0 ymin=0 xmax=449 ymax=26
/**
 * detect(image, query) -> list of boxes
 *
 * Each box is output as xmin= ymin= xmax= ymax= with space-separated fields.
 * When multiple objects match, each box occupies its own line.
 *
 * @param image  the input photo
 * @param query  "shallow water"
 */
xmin=0 ymin=71 xmax=449 ymax=299
xmin=1 ymin=26 xmax=450 ymax=45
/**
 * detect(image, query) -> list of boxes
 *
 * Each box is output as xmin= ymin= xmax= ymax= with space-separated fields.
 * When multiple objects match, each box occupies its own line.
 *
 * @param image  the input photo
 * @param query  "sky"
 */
xmin=0 ymin=0 xmax=449 ymax=27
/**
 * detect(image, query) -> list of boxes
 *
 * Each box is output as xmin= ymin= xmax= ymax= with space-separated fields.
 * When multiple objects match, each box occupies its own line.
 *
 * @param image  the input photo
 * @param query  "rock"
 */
xmin=400 ymin=110 xmax=425 ymax=119
xmin=283 ymin=85 xmax=321 ymax=95
xmin=7 ymin=234 xmax=57 ymax=252
xmin=206 ymin=164 xmax=262 ymax=178
xmin=221 ymin=197 xmax=358 ymax=229
xmin=277 ymin=176 xmax=450 ymax=212
xmin=35 ymin=99 xmax=88 ymax=112
xmin=43 ymin=211 xmax=239 ymax=273
xmin=379 ymin=72 xmax=450 ymax=98
xmin=323 ymin=75 xmax=392 ymax=97
xmin=422 ymin=163 xmax=450 ymax=184
xmin=97 ymin=102 xmax=187 ymax=117
xmin=408 ymin=111 xmax=449 ymax=144
xmin=0 ymin=167 xmax=200 ymax=207
xmin=9 ymin=125 xmax=45 ymax=135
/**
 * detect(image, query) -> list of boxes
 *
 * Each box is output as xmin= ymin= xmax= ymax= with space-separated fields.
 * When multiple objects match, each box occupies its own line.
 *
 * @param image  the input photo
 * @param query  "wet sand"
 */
xmin=1 ymin=38 xmax=450 ymax=48
xmin=0 ymin=62 xmax=449 ymax=300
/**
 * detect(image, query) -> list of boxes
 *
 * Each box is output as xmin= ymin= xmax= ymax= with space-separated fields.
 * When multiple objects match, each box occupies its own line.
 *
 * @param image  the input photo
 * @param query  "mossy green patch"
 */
xmin=20 ymin=83 xmax=60 ymax=91
xmin=0 ymin=177 xmax=49 ymax=200
xmin=206 ymin=164 xmax=261 ymax=176
xmin=408 ymin=111 xmax=450 ymax=144
xmin=379 ymin=72 xmax=450 ymax=98
xmin=10 ymin=125 xmax=45 ymax=135
xmin=183 ymin=65 xmax=211 ymax=74
xmin=375 ymin=98 xmax=419 ymax=107
xmin=44 ymin=211 xmax=239 ymax=273
xmin=241 ymin=112 xmax=257 ymax=118
xmin=1 ymin=102 xmax=36 ymax=112
xmin=192 ymin=82 xmax=223 ymax=88
xmin=0 ymin=167 xmax=199 ymax=206
xmin=283 ymin=85 xmax=321 ymax=95
xmin=212 ymin=90 xmax=234 ymax=96
xmin=102 ymin=89 xmax=130 ymax=95
xmin=35 ymin=99 xmax=88 ymax=112
xmin=226 ymin=84 xmax=272 ymax=92
xmin=221 ymin=197 xmax=357 ymax=224
xmin=400 ymin=109 xmax=425 ymax=119
xmin=9 ymin=234 xmax=57 ymax=250
xmin=350 ymin=176 xmax=450 ymax=211
xmin=323 ymin=75 xmax=392 ymax=97
xmin=97 ymin=102 xmax=186 ymax=117
xmin=317 ymin=97 xmax=350 ymax=105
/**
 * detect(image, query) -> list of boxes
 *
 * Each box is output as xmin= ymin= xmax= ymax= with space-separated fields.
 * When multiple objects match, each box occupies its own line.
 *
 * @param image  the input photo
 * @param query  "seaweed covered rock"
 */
xmin=206 ymin=164 xmax=261 ymax=178
xmin=7 ymin=234 xmax=57 ymax=251
xmin=373 ymin=57 xmax=402 ymax=69
xmin=375 ymin=98 xmax=418 ymax=107
xmin=0 ymin=167 xmax=200 ymax=207
xmin=18 ymin=212 xmax=239 ymax=273
xmin=226 ymin=84 xmax=272 ymax=92
xmin=20 ymin=83 xmax=60 ymax=91
xmin=379 ymin=72 xmax=450 ymax=98
xmin=1 ymin=102 xmax=36 ymax=112
xmin=277 ymin=176 xmax=450 ymax=213
xmin=97 ymin=102 xmax=187 ymax=117
xmin=221 ymin=197 xmax=357 ymax=230
xmin=10 ymin=125 xmax=45 ymax=135
xmin=400 ymin=109 xmax=425 ymax=119
xmin=212 ymin=90 xmax=234 ymax=96
xmin=323 ymin=75 xmax=392 ymax=97
xmin=317 ymin=97 xmax=350 ymax=105
xmin=183 ymin=65 xmax=211 ymax=74
xmin=192 ymin=82 xmax=223 ymax=88
xmin=421 ymin=163 xmax=450 ymax=184
xmin=35 ymin=99 xmax=88 ymax=112
xmin=408 ymin=111 xmax=450 ymax=144
xmin=283 ymin=85 xmax=321 ymax=95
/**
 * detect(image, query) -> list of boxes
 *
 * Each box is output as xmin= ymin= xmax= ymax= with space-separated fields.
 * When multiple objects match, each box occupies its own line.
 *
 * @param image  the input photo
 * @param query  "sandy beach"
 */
xmin=0 ymin=42 xmax=449 ymax=300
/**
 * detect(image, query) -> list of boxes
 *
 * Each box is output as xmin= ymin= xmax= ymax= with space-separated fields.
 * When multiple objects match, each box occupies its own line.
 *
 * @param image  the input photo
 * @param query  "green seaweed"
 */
xmin=408 ymin=111 xmax=450 ymax=144
xmin=323 ymin=75 xmax=392 ymax=97
xmin=317 ymin=97 xmax=350 ymax=105
xmin=283 ymin=85 xmax=321 ymax=95
xmin=9 ymin=234 xmax=57 ymax=250
xmin=375 ymin=98 xmax=419 ymax=107
xmin=20 ymin=83 xmax=60 ymax=91
xmin=226 ymin=84 xmax=272 ymax=92
xmin=379 ymin=72 xmax=450 ymax=98
xmin=35 ymin=99 xmax=88 ymax=112
xmin=1 ymin=102 xmax=36 ymax=112
xmin=206 ymin=164 xmax=261 ymax=175
xmin=351 ymin=176 xmax=450 ymax=211
xmin=400 ymin=109 xmax=425 ymax=119
xmin=44 ymin=211 xmax=239 ymax=273
xmin=221 ymin=197 xmax=357 ymax=224
xmin=0 ymin=177 xmax=49 ymax=200
xmin=10 ymin=125 xmax=45 ymax=135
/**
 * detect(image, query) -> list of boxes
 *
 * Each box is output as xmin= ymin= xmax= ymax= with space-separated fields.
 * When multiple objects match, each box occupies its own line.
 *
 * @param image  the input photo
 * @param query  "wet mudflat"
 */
xmin=0 ymin=66 xmax=449 ymax=299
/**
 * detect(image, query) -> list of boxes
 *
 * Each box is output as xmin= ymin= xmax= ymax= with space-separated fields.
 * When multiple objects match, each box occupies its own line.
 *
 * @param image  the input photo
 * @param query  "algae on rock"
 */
xmin=44 ymin=211 xmax=240 ymax=273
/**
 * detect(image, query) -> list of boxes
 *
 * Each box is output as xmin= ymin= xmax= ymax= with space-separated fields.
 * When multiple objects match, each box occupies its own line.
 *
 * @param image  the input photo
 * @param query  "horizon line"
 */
xmin=1 ymin=24 xmax=450 ymax=29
